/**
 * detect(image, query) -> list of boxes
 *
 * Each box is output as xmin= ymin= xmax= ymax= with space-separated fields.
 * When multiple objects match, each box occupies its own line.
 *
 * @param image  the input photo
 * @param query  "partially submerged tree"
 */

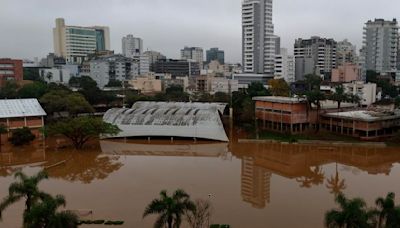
xmin=24 ymin=194 xmax=78 ymax=228
xmin=9 ymin=127 xmax=36 ymax=146
xmin=143 ymin=189 xmax=196 ymax=228
xmin=0 ymin=171 xmax=49 ymax=219
xmin=48 ymin=116 xmax=120 ymax=149
xmin=40 ymin=90 xmax=94 ymax=117
xmin=186 ymin=199 xmax=212 ymax=228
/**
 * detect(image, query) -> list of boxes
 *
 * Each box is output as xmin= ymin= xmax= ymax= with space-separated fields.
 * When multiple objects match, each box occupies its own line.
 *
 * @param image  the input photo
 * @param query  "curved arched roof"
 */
xmin=103 ymin=102 xmax=228 ymax=141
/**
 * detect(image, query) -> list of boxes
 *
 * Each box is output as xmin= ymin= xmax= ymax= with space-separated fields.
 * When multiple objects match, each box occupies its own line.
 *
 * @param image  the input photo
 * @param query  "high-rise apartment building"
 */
xmin=53 ymin=18 xmax=110 ymax=64
xmin=181 ymin=47 xmax=204 ymax=68
xmin=242 ymin=0 xmax=275 ymax=76
xmin=206 ymin=48 xmax=225 ymax=64
xmin=336 ymin=39 xmax=357 ymax=66
xmin=362 ymin=19 xmax=399 ymax=75
xmin=294 ymin=36 xmax=337 ymax=78
xmin=122 ymin=35 xmax=143 ymax=58
xmin=274 ymin=48 xmax=295 ymax=83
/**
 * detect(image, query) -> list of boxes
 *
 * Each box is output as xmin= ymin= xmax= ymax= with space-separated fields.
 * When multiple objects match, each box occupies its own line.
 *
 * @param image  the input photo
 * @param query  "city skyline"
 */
xmin=1 ymin=0 xmax=400 ymax=63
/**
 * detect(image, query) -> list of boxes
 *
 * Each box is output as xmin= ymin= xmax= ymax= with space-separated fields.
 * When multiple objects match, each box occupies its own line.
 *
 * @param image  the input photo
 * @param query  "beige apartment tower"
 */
xmin=53 ymin=18 xmax=110 ymax=64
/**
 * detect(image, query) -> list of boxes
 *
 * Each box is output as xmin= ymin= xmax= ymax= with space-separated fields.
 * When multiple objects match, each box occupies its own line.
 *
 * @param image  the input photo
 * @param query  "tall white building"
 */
xmin=180 ymin=47 xmax=204 ymax=68
xmin=53 ymin=18 xmax=110 ymax=64
xmin=122 ymin=35 xmax=143 ymax=58
xmin=274 ymin=48 xmax=295 ymax=83
xmin=242 ymin=0 xmax=275 ymax=76
xmin=362 ymin=19 xmax=399 ymax=75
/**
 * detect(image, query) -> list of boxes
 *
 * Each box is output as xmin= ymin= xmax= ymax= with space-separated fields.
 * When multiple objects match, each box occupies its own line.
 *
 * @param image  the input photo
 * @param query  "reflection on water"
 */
xmin=1 ymin=138 xmax=400 ymax=227
xmin=0 ymin=142 xmax=123 ymax=183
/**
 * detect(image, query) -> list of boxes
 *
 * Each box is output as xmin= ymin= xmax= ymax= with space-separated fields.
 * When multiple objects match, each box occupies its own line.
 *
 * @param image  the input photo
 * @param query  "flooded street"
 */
xmin=1 ymin=138 xmax=400 ymax=227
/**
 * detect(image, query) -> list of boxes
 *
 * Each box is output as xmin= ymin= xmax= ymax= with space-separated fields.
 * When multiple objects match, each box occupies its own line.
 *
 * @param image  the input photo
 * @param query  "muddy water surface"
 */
xmin=1 ymin=138 xmax=400 ymax=228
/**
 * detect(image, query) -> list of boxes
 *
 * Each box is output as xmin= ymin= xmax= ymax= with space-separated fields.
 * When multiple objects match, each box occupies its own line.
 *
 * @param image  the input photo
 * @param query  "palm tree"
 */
xmin=374 ymin=192 xmax=400 ymax=228
xmin=326 ymin=163 xmax=346 ymax=195
xmin=0 ymin=170 xmax=49 ymax=219
xmin=325 ymin=193 xmax=376 ymax=228
xmin=330 ymin=85 xmax=349 ymax=110
xmin=143 ymin=189 xmax=196 ymax=228
xmin=23 ymin=194 xmax=78 ymax=228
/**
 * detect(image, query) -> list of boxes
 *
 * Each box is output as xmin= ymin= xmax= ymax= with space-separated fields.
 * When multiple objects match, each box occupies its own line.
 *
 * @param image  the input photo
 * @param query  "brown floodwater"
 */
xmin=1 ymin=137 xmax=400 ymax=228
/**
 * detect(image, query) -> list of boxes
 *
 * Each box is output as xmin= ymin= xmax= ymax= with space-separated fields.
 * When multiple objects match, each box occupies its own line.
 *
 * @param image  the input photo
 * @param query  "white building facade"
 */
xmin=362 ymin=19 xmax=399 ymax=75
xmin=89 ymin=55 xmax=139 ymax=88
xmin=242 ymin=0 xmax=275 ymax=76
xmin=53 ymin=18 xmax=110 ymax=64
xmin=122 ymin=35 xmax=143 ymax=58
xmin=343 ymin=81 xmax=377 ymax=106
xmin=274 ymin=48 xmax=295 ymax=83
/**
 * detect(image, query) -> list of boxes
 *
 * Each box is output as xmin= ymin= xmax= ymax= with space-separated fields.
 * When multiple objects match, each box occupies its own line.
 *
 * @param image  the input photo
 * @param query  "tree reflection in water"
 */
xmin=0 ymin=143 xmax=123 ymax=183
xmin=296 ymin=166 xmax=325 ymax=188
xmin=47 ymin=151 xmax=123 ymax=184
xmin=326 ymin=163 xmax=346 ymax=195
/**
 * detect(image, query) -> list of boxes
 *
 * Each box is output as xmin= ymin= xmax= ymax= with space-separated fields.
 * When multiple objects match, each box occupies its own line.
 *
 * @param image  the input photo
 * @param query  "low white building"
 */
xmin=39 ymin=68 xmax=73 ymax=85
xmin=343 ymin=81 xmax=377 ymax=106
xmin=274 ymin=48 xmax=295 ymax=83
xmin=89 ymin=54 xmax=139 ymax=88
xmin=232 ymin=73 xmax=273 ymax=89
xmin=210 ymin=77 xmax=239 ymax=94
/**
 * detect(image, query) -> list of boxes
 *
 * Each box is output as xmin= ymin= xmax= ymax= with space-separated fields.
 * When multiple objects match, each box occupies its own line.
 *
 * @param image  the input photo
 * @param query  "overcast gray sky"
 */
xmin=0 ymin=0 xmax=398 ymax=63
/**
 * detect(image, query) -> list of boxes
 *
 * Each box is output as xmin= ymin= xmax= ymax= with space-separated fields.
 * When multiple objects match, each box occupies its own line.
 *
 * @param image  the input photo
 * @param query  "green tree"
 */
xmin=143 ymin=189 xmax=196 ymax=228
xmin=23 ymin=194 xmax=78 ymax=228
xmin=40 ymin=90 xmax=93 ymax=117
xmin=305 ymin=74 xmax=323 ymax=91
xmin=395 ymin=97 xmax=400 ymax=108
xmin=374 ymin=192 xmax=400 ymax=228
xmin=325 ymin=193 xmax=376 ymax=228
xmin=366 ymin=70 xmax=378 ymax=83
xmin=330 ymin=85 xmax=350 ymax=110
xmin=23 ymin=68 xmax=42 ymax=81
xmin=268 ymin=79 xmax=291 ymax=97
xmin=0 ymin=171 xmax=49 ymax=218
xmin=105 ymin=79 xmax=122 ymax=88
xmin=47 ymin=116 xmax=120 ymax=149
xmin=247 ymin=82 xmax=269 ymax=98
xmin=64 ymin=93 xmax=94 ymax=116
xmin=0 ymin=80 xmax=19 ymax=99
xmin=9 ymin=127 xmax=36 ymax=146
xmin=213 ymin=92 xmax=229 ymax=103
xmin=18 ymin=82 xmax=48 ymax=99
xmin=165 ymin=85 xmax=190 ymax=102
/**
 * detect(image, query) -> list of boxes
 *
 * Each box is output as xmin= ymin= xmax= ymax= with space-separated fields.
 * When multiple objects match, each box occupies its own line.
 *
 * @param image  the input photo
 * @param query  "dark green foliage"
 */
xmin=325 ymin=193 xmax=376 ymax=228
xmin=9 ymin=127 xmax=35 ymax=146
xmin=47 ymin=116 xmax=121 ymax=149
xmin=247 ymin=82 xmax=269 ymax=97
xmin=18 ymin=81 xmax=48 ymax=99
xmin=24 ymin=194 xmax=78 ymax=228
xmin=165 ymin=85 xmax=190 ymax=102
xmin=40 ymin=89 xmax=94 ymax=116
xmin=0 ymin=80 xmax=19 ymax=99
xmin=143 ymin=189 xmax=196 ymax=228
xmin=213 ymin=92 xmax=230 ymax=103
xmin=23 ymin=68 xmax=42 ymax=81
xmin=0 ymin=171 xmax=49 ymax=219
xmin=105 ymin=79 xmax=122 ymax=88
xmin=366 ymin=70 xmax=379 ymax=83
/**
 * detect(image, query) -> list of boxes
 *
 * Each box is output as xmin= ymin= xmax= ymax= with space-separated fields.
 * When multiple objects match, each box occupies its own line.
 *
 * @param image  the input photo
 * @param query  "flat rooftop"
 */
xmin=323 ymin=110 xmax=400 ymax=122
xmin=253 ymin=96 xmax=307 ymax=104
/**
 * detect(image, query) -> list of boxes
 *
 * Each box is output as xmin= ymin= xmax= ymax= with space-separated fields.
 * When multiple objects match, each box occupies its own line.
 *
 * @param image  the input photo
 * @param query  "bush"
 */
xmin=9 ymin=127 xmax=35 ymax=146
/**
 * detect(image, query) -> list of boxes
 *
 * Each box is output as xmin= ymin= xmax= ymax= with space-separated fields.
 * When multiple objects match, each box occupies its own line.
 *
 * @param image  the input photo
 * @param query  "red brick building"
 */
xmin=0 ymin=99 xmax=47 ymax=142
xmin=253 ymin=97 xmax=310 ymax=133
xmin=0 ymin=58 xmax=23 ymax=86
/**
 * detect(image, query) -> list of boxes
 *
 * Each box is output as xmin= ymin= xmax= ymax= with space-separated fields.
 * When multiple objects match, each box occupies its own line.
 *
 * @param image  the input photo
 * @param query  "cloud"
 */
xmin=0 ymin=0 xmax=398 ymax=63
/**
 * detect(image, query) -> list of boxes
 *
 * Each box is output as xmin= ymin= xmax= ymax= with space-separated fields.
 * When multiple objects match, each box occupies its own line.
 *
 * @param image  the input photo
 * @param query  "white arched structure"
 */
xmin=103 ymin=102 xmax=228 ymax=142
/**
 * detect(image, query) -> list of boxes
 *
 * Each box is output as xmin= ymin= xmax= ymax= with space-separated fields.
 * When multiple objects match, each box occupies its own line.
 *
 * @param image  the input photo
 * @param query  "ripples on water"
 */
xmin=1 ymin=138 xmax=400 ymax=228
